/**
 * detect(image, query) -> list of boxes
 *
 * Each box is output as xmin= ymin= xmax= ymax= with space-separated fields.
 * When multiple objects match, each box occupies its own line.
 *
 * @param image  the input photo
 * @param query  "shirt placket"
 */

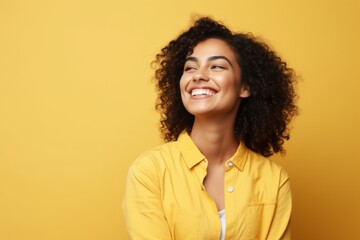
xmin=224 ymin=159 xmax=238 ymax=238
xmin=194 ymin=159 xmax=222 ymax=239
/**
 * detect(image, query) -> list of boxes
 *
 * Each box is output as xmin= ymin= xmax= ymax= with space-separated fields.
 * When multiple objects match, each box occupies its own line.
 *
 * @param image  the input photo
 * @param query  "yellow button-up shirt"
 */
xmin=123 ymin=132 xmax=291 ymax=239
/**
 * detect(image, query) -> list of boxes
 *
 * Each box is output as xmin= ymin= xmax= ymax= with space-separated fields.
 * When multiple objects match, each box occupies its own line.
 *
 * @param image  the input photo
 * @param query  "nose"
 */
xmin=193 ymin=69 xmax=209 ymax=82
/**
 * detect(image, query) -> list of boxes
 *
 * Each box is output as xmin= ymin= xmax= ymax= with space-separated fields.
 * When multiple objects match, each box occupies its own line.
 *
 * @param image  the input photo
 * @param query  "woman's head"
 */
xmin=154 ymin=17 xmax=298 ymax=157
xmin=179 ymin=38 xmax=250 ymax=120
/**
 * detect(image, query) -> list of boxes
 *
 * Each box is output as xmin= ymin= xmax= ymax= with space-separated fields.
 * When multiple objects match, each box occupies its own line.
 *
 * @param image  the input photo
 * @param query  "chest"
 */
xmin=159 ymin=160 xmax=278 ymax=239
xmin=203 ymin=164 xmax=225 ymax=211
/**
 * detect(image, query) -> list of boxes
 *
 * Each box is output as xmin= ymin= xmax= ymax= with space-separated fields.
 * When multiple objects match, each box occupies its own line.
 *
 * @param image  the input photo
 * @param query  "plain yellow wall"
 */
xmin=1 ymin=0 xmax=359 ymax=239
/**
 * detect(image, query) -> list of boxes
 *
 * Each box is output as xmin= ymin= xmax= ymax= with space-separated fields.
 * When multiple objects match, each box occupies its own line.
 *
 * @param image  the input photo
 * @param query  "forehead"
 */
xmin=190 ymin=38 xmax=237 ymax=59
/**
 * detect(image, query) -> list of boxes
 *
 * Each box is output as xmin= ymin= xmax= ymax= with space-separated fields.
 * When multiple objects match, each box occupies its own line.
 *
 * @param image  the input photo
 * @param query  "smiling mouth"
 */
xmin=191 ymin=89 xmax=216 ymax=96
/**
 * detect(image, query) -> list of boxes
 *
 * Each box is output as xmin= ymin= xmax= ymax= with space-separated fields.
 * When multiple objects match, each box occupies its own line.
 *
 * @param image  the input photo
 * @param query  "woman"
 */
xmin=123 ymin=17 xmax=298 ymax=240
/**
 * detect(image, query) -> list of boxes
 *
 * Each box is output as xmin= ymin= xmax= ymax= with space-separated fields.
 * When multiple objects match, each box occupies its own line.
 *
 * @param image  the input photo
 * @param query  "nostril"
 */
xmin=193 ymin=72 xmax=209 ymax=81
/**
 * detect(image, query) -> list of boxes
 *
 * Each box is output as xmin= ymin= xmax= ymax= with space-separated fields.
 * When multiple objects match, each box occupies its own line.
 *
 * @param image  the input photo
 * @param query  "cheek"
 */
xmin=227 ymin=73 xmax=241 ymax=87
xmin=179 ymin=76 xmax=187 ymax=102
xmin=216 ymin=74 xmax=237 ymax=87
xmin=179 ymin=75 xmax=188 ymax=91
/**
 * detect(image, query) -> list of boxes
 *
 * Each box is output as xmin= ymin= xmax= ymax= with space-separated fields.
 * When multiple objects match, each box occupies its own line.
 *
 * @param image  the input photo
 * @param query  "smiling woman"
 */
xmin=180 ymin=38 xmax=250 ymax=121
xmin=123 ymin=17 xmax=298 ymax=240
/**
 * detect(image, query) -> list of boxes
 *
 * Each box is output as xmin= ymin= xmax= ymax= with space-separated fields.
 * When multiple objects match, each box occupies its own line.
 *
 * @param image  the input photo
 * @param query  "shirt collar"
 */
xmin=177 ymin=132 xmax=205 ymax=169
xmin=177 ymin=131 xmax=249 ymax=171
xmin=228 ymin=141 xmax=248 ymax=171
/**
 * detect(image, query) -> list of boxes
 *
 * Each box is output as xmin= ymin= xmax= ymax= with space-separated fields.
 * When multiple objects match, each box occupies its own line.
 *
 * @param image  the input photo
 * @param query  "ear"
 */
xmin=239 ymin=85 xmax=251 ymax=98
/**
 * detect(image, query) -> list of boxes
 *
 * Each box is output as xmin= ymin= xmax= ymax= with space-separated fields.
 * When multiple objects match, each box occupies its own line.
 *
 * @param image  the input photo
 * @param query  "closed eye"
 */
xmin=211 ymin=65 xmax=226 ymax=70
xmin=184 ymin=66 xmax=197 ymax=71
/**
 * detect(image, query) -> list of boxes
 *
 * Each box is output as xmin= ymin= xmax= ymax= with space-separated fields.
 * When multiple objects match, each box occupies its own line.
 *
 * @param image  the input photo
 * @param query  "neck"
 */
xmin=190 ymin=117 xmax=239 ymax=165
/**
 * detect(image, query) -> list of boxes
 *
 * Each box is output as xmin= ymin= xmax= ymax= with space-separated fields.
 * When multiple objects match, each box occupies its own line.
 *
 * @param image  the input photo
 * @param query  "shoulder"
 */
xmin=246 ymin=150 xmax=290 ymax=185
xmin=129 ymin=141 xmax=180 ymax=176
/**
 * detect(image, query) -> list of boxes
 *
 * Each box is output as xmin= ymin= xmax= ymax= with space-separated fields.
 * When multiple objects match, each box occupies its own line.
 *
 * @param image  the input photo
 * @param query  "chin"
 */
xmin=186 ymin=108 xmax=215 ymax=116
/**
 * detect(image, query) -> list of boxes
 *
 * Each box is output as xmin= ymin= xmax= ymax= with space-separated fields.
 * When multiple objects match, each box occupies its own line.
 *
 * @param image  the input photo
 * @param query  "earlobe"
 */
xmin=239 ymin=86 xmax=251 ymax=98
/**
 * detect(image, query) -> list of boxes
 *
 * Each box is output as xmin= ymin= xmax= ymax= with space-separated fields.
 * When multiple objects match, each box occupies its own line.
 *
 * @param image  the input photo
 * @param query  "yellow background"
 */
xmin=1 ymin=0 xmax=359 ymax=239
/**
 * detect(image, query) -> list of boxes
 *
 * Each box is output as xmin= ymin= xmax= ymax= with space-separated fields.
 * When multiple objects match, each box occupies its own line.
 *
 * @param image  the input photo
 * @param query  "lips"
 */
xmin=191 ymin=88 xmax=216 ymax=96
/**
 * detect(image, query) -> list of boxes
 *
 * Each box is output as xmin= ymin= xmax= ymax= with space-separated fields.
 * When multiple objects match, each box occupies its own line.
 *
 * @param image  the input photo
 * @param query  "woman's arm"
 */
xmin=267 ymin=170 xmax=292 ymax=240
xmin=123 ymin=156 xmax=172 ymax=240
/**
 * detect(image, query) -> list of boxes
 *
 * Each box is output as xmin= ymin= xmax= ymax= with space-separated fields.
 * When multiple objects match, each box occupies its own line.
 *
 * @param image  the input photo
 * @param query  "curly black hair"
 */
xmin=153 ymin=17 xmax=298 ymax=157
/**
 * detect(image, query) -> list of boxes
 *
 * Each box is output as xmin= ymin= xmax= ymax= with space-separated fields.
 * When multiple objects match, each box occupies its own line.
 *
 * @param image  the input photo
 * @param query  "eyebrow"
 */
xmin=185 ymin=56 xmax=234 ymax=67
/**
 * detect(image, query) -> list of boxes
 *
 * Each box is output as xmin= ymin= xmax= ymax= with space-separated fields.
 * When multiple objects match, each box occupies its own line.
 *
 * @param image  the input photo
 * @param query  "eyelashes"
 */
xmin=184 ymin=66 xmax=196 ymax=71
xmin=211 ymin=65 xmax=226 ymax=70
xmin=183 ymin=65 xmax=227 ymax=72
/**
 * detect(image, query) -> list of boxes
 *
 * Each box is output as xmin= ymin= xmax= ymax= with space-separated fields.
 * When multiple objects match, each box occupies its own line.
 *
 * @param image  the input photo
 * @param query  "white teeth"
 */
xmin=191 ymin=89 xmax=216 ymax=96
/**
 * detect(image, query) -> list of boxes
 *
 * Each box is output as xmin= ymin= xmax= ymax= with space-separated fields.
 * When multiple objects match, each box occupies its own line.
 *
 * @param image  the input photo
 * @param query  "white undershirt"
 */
xmin=218 ymin=209 xmax=226 ymax=240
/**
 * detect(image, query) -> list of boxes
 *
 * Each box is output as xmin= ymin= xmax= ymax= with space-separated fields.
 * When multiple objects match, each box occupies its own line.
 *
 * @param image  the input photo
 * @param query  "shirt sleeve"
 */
xmin=123 ymin=154 xmax=172 ymax=240
xmin=267 ymin=169 xmax=292 ymax=240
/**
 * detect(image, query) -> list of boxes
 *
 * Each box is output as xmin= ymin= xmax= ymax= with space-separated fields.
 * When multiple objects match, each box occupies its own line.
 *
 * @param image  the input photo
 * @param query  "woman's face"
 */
xmin=179 ymin=38 xmax=250 ymax=118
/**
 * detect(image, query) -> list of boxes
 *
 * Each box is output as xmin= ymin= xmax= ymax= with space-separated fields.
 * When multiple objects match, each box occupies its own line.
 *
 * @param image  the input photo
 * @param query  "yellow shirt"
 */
xmin=123 ymin=132 xmax=291 ymax=240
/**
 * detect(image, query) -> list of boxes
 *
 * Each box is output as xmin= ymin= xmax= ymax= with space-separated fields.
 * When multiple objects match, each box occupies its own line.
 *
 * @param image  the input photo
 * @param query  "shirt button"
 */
xmin=227 ymin=186 xmax=234 ymax=193
xmin=227 ymin=161 xmax=234 ymax=167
